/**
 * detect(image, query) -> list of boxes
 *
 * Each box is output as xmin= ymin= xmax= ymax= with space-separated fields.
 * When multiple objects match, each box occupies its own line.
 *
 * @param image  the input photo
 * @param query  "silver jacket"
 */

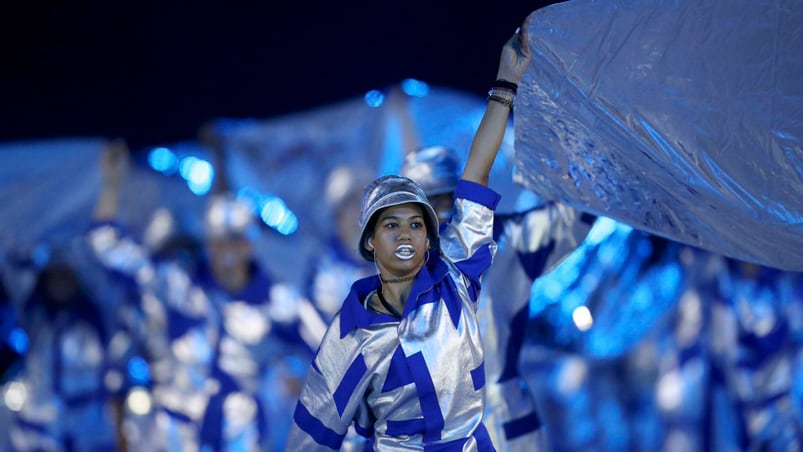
xmin=287 ymin=180 xmax=500 ymax=451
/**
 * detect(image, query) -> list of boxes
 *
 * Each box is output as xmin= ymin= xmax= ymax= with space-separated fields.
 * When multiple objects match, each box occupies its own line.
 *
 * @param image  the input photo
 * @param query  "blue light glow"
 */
xmin=179 ymin=156 xmax=199 ymax=180
xmin=364 ymin=90 xmax=384 ymax=108
xmin=180 ymin=157 xmax=214 ymax=195
xmin=128 ymin=356 xmax=151 ymax=385
xmin=148 ymin=147 xmax=178 ymax=174
xmin=9 ymin=328 xmax=28 ymax=354
xmin=401 ymin=78 xmax=429 ymax=97
xmin=260 ymin=197 xmax=299 ymax=235
xmin=236 ymin=186 xmax=263 ymax=207
xmin=236 ymin=186 xmax=299 ymax=235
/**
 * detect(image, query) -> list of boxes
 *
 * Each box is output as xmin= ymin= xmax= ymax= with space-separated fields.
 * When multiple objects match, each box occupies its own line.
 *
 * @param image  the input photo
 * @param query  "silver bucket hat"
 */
xmin=400 ymin=146 xmax=461 ymax=197
xmin=358 ymin=175 xmax=439 ymax=262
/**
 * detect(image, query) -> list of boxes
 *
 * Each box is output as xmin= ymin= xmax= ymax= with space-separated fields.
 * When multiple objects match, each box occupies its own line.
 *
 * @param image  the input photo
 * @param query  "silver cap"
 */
xmin=400 ymin=146 xmax=461 ymax=197
xmin=358 ymin=175 xmax=439 ymax=262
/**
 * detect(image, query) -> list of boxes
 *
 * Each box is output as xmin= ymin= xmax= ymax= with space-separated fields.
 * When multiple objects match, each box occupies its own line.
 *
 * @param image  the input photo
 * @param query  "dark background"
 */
xmin=1 ymin=1 xmax=558 ymax=151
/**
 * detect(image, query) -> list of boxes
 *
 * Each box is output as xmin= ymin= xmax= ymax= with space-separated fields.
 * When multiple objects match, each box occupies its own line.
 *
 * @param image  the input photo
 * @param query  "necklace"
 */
xmin=380 ymin=273 xmax=417 ymax=284
xmin=377 ymin=286 xmax=403 ymax=318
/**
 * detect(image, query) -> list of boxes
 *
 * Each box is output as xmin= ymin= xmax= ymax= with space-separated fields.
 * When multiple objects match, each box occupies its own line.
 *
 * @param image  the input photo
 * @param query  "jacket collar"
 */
xmin=339 ymin=252 xmax=450 ymax=338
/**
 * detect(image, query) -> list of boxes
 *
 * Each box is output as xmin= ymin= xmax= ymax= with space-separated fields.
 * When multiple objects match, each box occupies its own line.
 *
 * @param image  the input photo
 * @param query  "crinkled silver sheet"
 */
xmin=515 ymin=0 xmax=803 ymax=271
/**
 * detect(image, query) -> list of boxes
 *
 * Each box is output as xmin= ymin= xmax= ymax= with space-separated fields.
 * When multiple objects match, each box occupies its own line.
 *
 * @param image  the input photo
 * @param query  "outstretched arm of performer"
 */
xmin=93 ymin=139 xmax=130 ymax=221
xmin=462 ymin=17 xmax=531 ymax=187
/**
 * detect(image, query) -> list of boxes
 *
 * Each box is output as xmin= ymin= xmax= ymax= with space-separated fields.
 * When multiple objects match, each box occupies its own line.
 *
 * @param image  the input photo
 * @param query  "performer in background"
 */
xmin=89 ymin=138 xmax=325 ymax=451
xmin=6 ymin=254 xmax=120 ymax=451
xmin=304 ymin=165 xmax=377 ymax=323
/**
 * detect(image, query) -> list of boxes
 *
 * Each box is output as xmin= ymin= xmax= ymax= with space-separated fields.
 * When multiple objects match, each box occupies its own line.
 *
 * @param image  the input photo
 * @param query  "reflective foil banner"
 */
xmin=514 ymin=0 xmax=803 ymax=271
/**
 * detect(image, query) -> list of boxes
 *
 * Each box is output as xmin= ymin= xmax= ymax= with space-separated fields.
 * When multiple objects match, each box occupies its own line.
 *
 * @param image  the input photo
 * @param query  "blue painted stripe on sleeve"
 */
xmin=502 ymin=410 xmax=542 ymax=440
xmin=334 ymin=353 xmax=368 ymax=416
xmin=455 ymin=244 xmax=494 ymax=286
xmin=408 ymin=352 xmax=444 ymax=442
xmin=470 ymin=361 xmax=485 ymax=391
xmin=454 ymin=179 xmax=501 ymax=210
xmin=293 ymin=402 xmax=345 ymax=450
xmin=382 ymin=346 xmax=413 ymax=392
xmin=386 ymin=417 xmax=426 ymax=436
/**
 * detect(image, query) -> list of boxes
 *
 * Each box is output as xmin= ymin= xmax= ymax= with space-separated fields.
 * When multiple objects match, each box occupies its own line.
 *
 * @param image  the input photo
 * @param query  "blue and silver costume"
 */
xmin=88 ymin=222 xmax=325 ymax=451
xmin=288 ymin=180 xmax=500 ymax=451
xmin=480 ymin=204 xmax=595 ymax=450
xmin=6 ymin=263 xmax=117 ymax=452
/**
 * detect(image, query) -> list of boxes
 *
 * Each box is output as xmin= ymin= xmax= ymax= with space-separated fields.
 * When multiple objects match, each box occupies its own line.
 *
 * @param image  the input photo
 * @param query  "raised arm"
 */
xmin=198 ymin=121 xmax=231 ymax=196
xmin=461 ymin=17 xmax=531 ymax=186
xmin=93 ymin=139 xmax=130 ymax=222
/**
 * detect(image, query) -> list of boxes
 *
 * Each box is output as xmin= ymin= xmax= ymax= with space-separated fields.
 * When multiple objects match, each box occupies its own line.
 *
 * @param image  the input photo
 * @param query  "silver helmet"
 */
xmin=358 ymin=175 xmax=439 ymax=262
xmin=399 ymin=146 xmax=461 ymax=197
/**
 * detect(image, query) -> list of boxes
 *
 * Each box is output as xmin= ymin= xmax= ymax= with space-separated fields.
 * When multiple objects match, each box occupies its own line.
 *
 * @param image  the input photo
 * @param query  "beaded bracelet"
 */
xmin=488 ymin=86 xmax=515 ymax=98
xmin=488 ymin=94 xmax=514 ymax=108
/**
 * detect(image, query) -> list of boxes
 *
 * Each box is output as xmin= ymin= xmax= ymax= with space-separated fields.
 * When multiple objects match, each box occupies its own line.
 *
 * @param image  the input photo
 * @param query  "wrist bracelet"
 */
xmin=488 ymin=94 xmax=513 ymax=108
xmin=488 ymin=86 xmax=516 ymax=98
xmin=492 ymin=79 xmax=518 ymax=95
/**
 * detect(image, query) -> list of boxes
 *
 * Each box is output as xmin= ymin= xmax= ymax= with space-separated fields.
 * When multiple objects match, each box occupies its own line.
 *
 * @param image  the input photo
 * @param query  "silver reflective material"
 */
xmin=357 ymin=175 xmax=439 ymax=262
xmin=515 ymin=0 xmax=803 ymax=271
xmin=288 ymin=187 xmax=498 ymax=450
xmin=400 ymin=146 xmax=461 ymax=197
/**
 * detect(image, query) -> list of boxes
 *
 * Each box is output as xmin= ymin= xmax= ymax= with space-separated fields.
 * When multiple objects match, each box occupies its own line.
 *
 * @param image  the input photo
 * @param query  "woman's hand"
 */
xmin=496 ymin=15 xmax=532 ymax=85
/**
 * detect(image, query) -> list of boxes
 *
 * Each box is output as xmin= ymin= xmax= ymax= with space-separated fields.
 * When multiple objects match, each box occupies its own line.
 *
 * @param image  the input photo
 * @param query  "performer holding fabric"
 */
xmin=287 ymin=19 xmax=531 ymax=451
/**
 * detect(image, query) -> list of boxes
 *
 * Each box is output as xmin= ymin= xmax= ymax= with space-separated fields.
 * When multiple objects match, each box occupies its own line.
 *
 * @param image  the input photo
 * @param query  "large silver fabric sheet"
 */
xmin=514 ymin=0 xmax=803 ymax=271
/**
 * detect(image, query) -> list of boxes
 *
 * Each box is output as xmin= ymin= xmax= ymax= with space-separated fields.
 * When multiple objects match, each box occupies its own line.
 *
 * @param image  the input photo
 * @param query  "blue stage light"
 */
xmin=364 ymin=90 xmax=384 ymax=108
xmin=181 ymin=157 xmax=214 ymax=195
xmin=127 ymin=356 xmax=151 ymax=385
xmin=8 ymin=328 xmax=28 ymax=354
xmin=148 ymin=147 xmax=178 ymax=174
xmin=260 ymin=197 xmax=299 ymax=235
xmin=401 ymin=78 xmax=429 ymax=97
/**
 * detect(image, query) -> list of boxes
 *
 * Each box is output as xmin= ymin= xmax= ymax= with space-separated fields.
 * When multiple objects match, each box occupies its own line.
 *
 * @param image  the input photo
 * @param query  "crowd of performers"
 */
xmin=2 ymin=137 xmax=803 ymax=452
xmin=1 ymin=26 xmax=802 ymax=452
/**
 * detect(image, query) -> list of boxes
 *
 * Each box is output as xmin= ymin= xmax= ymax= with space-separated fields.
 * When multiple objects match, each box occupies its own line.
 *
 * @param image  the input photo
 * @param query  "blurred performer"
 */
xmin=88 ymin=139 xmax=325 ymax=451
xmin=304 ymin=165 xmax=376 ymax=323
xmin=706 ymin=259 xmax=803 ymax=451
xmin=6 ymin=255 xmax=119 ymax=451
xmin=401 ymin=145 xmax=595 ymax=451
